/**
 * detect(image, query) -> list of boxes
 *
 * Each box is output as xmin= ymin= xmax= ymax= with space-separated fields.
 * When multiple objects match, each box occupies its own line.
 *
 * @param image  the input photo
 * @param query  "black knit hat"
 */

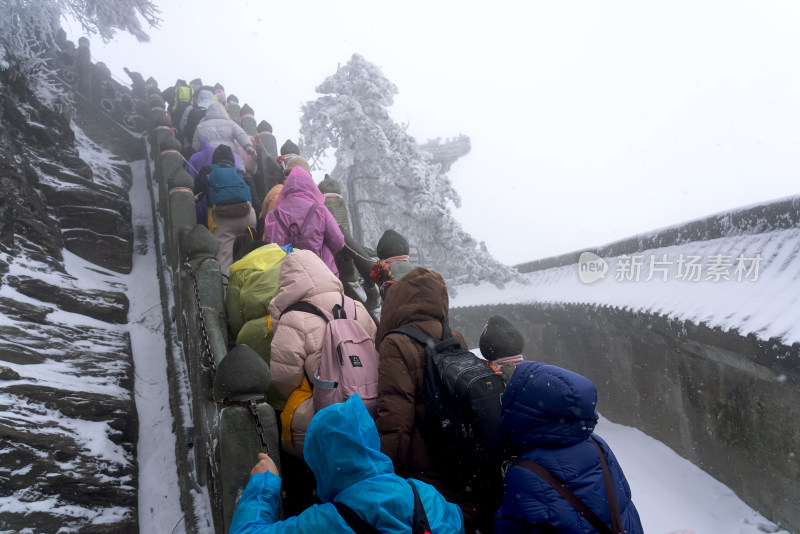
xmin=227 ymin=94 xmax=239 ymax=104
xmin=257 ymin=120 xmax=272 ymax=133
xmin=479 ymin=315 xmax=524 ymax=361
xmin=376 ymin=229 xmax=409 ymax=259
xmin=280 ymin=139 xmax=300 ymax=156
xmin=240 ymin=103 xmax=254 ymax=116
xmin=212 ymin=144 xmax=235 ymax=165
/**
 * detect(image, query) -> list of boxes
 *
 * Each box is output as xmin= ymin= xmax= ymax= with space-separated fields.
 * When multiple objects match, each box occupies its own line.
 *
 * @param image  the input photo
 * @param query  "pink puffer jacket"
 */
xmin=268 ymin=250 xmax=377 ymax=457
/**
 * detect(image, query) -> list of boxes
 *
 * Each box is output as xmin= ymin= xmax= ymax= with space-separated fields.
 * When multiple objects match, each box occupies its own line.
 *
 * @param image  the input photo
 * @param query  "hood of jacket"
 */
xmin=201 ymin=102 xmax=229 ymax=121
xmin=499 ymin=360 xmax=598 ymax=454
xmin=376 ymin=267 xmax=449 ymax=344
xmin=276 ymin=166 xmax=324 ymax=207
xmin=268 ymin=249 xmax=343 ymax=317
xmin=196 ymin=89 xmax=214 ymax=110
xmin=304 ymin=394 xmax=395 ymax=502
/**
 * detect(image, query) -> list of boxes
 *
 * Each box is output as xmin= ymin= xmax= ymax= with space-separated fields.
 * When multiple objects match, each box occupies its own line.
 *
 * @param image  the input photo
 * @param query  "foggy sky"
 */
xmin=63 ymin=1 xmax=800 ymax=265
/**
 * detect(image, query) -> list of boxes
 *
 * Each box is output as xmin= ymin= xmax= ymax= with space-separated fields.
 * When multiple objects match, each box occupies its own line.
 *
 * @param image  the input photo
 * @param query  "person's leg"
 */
xmin=213 ymin=207 xmax=257 ymax=276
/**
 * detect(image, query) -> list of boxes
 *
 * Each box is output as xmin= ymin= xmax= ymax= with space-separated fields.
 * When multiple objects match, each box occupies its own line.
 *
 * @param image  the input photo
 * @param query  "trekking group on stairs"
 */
xmin=148 ymin=76 xmax=644 ymax=534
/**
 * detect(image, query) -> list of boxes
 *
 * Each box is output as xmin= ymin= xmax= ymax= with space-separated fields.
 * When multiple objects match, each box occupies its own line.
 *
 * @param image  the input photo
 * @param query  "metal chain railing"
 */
xmin=188 ymin=257 xmax=217 ymax=374
xmin=248 ymin=400 xmax=272 ymax=456
xmin=188 ymin=259 xmax=275 ymax=457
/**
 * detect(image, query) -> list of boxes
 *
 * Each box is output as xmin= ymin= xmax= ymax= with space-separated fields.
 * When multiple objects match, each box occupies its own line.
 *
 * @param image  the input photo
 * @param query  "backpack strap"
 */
xmin=333 ymin=480 xmax=432 ymax=534
xmin=332 ymin=293 xmax=358 ymax=320
xmin=386 ymin=323 xmax=459 ymax=351
xmin=299 ymin=203 xmax=321 ymax=235
xmin=594 ymin=438 xmax=625 ymax=534
xmin=385 ymin=325 xmax=450 ymax=431
xmin=514 ymin=455 xmax=616 ymax=534
xmin=333 ymin=501 xmax=379 ymax=534
xmin=280 ymin=300 xmax=330 ymax=322
xmin=408 ymin=480 xmax=433 ymax=534
xmin=386 ymin=324 xmax=435 ymax=349
xmin=274 ymin=203 xmax=320 ymax=246
xmin=281 ymin=296 xmax=354 ymax=323
xmin=274 ymin=211 xmax=290 ymax=237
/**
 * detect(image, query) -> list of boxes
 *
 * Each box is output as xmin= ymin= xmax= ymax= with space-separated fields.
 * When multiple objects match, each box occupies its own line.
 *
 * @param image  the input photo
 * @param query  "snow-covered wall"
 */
xmin=451 ymin=200 xmax=800 ymax=532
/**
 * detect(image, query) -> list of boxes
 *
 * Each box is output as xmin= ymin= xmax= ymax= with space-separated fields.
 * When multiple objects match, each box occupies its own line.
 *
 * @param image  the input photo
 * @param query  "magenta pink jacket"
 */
xmin=262 ymin=167 xmax=345 ymax=276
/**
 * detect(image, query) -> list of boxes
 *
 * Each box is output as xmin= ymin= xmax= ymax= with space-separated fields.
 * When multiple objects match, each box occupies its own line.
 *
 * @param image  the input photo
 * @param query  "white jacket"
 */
xmin=192 ymin=102 xmax=253 ymax=153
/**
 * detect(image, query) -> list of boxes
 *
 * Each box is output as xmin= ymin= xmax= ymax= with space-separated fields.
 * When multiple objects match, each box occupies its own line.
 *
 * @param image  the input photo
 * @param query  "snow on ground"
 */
xmin=124 ymin=159 xmax=186 ymax=533
xmin=596 ymin=416 xmax=788 ymax=534
xmin=452 ymin=226 xmax=800 ymax=345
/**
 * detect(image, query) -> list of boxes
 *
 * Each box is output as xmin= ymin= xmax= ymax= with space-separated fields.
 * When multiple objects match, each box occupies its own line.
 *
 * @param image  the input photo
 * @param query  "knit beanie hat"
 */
xmin=280 ymin=139 xmax=300 ymax=156
xmin=212 ymin=144 xmax=235 ymax=165
xmin=376 ymin=230 xmax=409 ymax=259
xmin=318 ymin=174 xmax=342 ymax=195
xmin=257 ymin=120 xmax=273 ymax=133
xmin=240 ymin=103 xmax=254 ymax=116
xmin=479 ymin=315 xmax=524 ymax=361
xmin=227 ymin=94 xmax=239 ymax=104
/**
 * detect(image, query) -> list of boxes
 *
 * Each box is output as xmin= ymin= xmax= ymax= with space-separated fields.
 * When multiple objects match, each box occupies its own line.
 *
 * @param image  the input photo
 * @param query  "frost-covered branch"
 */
xmin=0 ymin=0 xmax=160 ymax=77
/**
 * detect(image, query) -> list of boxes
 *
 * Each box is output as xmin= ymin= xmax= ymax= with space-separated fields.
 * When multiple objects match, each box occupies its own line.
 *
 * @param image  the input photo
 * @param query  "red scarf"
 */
xmin=486 ymin=354 xmax=524 ymax=375
xmin=370 ymin=255 xmax=409 ymax=296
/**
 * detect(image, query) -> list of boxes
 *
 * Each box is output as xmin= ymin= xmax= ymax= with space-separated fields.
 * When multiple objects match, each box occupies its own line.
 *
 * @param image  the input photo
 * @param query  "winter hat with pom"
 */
xmin=479 ymin=315 xmax=524 ymax=361
xmin=376 ymin=230 xmax=409 ymax=260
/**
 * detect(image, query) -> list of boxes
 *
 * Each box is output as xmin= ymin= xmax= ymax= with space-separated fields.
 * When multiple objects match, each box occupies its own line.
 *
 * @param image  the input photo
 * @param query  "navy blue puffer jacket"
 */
xmin=494 ymin=361 xmax=644 ymax=534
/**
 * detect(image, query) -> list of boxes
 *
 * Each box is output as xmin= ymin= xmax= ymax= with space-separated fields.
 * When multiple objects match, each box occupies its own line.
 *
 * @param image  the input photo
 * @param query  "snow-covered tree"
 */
xmin=300 ymin=53 xmax=519 ymax=288
xmin=0 ymin=0 xmax=159 ymax=73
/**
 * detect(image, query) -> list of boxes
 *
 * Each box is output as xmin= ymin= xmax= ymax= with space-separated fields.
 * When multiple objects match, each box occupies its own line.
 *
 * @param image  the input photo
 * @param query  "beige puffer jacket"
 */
xmin=268 ymin=249 xmax=377 ymax=458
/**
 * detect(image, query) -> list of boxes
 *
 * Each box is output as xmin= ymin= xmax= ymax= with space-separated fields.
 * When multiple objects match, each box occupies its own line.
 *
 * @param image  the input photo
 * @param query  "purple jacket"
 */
xmin=263 ymin=167 xmax=345 ymax=276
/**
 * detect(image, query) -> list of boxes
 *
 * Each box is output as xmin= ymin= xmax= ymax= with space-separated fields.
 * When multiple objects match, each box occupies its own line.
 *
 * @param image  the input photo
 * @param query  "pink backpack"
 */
xmin=282 ymin=295 xmax=379 ymax=417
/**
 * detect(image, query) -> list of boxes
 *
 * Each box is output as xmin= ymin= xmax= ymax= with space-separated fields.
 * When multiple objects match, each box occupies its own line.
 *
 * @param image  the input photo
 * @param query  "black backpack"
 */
xmin=386 ymin=322 xmax=506 ymax=491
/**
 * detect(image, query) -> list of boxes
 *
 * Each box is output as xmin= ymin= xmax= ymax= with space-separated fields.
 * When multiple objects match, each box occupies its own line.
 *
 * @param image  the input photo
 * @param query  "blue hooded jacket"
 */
xmin=494 ymin=361 xmax=644 ymax=534
xmin=229 ymin=394 xmax=464 ymax=533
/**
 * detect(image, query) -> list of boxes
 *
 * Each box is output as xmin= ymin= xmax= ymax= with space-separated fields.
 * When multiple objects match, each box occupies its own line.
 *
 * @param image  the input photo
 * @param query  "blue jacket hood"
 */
xmin=304 ymin=394 xmax=396 ymax=502
xmin=499 ymin=361 xmax=598 ymax=454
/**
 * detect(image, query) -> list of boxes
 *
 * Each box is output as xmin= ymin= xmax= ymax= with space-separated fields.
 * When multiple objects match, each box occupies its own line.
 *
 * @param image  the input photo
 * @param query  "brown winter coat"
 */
xmin=268 ymin=250 xmax=377 ymax=458
xmin=374 ymin=267 xmax=466 ymax=482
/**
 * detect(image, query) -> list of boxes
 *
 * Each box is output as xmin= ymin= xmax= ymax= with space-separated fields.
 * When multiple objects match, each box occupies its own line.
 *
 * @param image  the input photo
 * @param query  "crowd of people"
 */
xmin=149 ymin=77 xmax=644 ymax=533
